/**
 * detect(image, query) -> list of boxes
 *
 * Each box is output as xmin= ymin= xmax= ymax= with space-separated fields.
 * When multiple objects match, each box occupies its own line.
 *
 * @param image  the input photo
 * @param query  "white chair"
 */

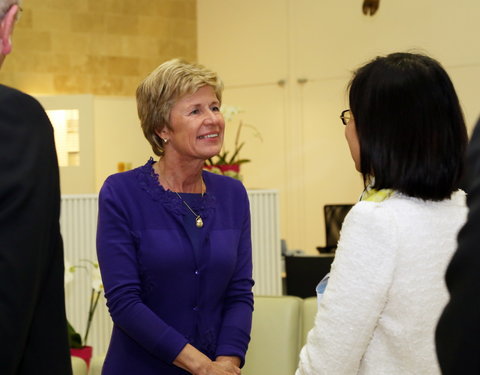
xmin=89 ymin=354 xmax=106 ymax=375
xmin=301 ymin=296 xmax=317 ymax=345
xmin=85 ymin=296 xmax=313 ymax=375
xmin=242 ymin=295 xmax=303 ymax=375
xmin=71 ymin=356 xmax=87 ymax=375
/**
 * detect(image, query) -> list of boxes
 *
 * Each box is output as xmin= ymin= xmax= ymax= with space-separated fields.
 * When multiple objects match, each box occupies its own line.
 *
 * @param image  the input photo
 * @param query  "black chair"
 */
xmin=284 ymin=255 xmax=334 ymax=298
xmin=316 ymin=204 xmax=353 ymax=254
xmin=283 ymin=204 xmax=353 ymax=298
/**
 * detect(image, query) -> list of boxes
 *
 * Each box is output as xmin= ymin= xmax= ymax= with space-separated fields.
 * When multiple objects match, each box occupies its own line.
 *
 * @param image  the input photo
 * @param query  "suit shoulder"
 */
xmin=0 ymin=84 xmax=47 ymax=122
xmin=0 ymin=84 xmax=43 ymax=107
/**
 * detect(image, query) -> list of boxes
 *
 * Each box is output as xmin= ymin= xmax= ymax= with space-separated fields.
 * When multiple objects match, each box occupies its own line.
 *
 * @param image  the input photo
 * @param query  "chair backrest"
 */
xmin=71 ymin=356 xmax=88 ymax=375
xmin=242 ymin=295 xmax=303 ymax=375
xmin=89 ymin=354 xmax=106 ymax=375
xmin=83 ymin=296 xmax=316 ymax=375
xmin=324 ymin=204 xmax=353 ymax=248
xmin=301 ymin=297 xmax=318 ymax=345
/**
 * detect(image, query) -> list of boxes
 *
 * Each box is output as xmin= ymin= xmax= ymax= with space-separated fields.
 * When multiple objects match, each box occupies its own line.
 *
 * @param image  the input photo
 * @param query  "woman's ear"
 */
xmin=0 ymin=4 xmax=19 ymax=55
xmin=155 ymin=126 xmax=170 ymax=140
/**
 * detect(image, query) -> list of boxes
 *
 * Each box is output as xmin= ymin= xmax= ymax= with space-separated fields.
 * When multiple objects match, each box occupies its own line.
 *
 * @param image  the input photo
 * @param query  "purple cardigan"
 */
xmin=97 ymin=159 xmax=254 ymax=375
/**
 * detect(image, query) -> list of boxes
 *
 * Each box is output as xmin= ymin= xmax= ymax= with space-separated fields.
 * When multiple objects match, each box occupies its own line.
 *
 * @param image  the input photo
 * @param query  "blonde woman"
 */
xmin=97 ymin=59 xmax=254 ymax=375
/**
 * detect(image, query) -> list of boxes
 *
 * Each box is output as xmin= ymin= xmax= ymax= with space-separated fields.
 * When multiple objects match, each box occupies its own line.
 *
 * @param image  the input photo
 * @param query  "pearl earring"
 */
xmin=163 ymin=138 xmax=169 ymax=144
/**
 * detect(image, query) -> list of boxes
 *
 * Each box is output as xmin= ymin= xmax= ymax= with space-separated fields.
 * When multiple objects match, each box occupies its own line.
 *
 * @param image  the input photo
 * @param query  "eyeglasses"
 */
xmin=340 ymin=109 xmax=351 ymax=125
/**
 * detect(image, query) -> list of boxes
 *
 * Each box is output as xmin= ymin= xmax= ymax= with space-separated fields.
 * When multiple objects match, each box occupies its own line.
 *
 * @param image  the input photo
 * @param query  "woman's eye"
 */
xmin=190 ymin=109 xmax=200 ymax=115
xmin=211 ymin=106 xmax=220 ymax=112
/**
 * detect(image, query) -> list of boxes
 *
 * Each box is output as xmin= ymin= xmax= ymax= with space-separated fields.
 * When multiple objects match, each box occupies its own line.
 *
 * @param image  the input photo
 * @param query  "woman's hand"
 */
xmin=215 ymin=356 xmax=241 ymax=374
xmin=200 ymin=360 xmax=241 ymax=375
xmin=174 ymin=344 xmax=241 ymax=375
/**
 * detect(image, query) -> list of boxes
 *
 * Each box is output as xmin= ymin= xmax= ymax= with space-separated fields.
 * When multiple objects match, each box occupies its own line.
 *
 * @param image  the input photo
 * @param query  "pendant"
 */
xmin=195 ymin=216 xmax=204 ymax=228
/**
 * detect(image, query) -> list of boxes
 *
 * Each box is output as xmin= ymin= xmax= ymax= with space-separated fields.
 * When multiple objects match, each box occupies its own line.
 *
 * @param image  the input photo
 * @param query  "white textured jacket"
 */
xmin=296 ymin=190 xmax=467 ymax=375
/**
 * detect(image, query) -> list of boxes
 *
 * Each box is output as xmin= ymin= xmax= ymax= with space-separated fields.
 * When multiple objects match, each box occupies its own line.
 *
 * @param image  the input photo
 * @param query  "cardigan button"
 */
xmin=193 ymin=306 xmax=199 ymax=311
xmin=194 ymin=270 xmax=199 ymax=275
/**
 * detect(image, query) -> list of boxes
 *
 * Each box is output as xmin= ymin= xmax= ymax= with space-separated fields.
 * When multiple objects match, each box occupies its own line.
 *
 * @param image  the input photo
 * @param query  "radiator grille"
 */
xmin=61 ymin=189 xmax=281 ymax=356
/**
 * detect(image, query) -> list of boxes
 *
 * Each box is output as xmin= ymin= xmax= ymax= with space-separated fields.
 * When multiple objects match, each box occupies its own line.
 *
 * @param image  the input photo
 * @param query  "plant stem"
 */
xmin=234 ymin=120 xmax=243 ymax=153
xmin=83 ymin=288 xmax=101 ymax=345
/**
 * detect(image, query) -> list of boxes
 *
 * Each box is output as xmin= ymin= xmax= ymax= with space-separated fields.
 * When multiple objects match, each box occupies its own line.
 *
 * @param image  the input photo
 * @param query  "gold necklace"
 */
xmin=162 ymin=173 xmax=204 ymax=228
xmin=175 ymin=191 xmax=204 ymax=228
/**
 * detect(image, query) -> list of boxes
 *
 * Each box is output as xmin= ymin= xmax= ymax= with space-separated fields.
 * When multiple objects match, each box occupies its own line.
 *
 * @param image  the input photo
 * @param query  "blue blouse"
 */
xmin=97 ymin=159 xmax=254 ymax=375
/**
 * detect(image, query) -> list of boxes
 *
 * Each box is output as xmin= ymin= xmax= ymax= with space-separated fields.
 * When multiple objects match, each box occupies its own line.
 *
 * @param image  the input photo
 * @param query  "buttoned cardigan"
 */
xmin=97 ymin=159 xmax=254 ymax=375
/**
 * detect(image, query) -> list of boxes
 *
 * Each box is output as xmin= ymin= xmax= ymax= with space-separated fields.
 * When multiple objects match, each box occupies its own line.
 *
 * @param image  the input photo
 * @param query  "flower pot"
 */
xmin=70 ymin=345 xmax=93 ymax=368
xmin=217 ymin=164 xmax=240 ymax=173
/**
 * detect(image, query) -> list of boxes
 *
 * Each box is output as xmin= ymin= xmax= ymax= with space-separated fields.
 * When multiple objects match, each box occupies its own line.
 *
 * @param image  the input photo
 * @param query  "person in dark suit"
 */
xmin=0 ymin=1 xmax=72 ymax=374
xmin=436 ymin=117 xmax=480 ymax=374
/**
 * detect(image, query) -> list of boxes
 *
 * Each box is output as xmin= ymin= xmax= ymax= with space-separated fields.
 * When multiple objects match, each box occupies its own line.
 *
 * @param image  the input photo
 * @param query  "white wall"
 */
xmin=93 ymin=96 xmax=151 ymax=191
xmin=36 ymin=95 xmax=96 ymax=194
xmin=36 ymin=95 xmax=153 ymax=194
xmin=198 ymin=0 xmax=480 ymax=253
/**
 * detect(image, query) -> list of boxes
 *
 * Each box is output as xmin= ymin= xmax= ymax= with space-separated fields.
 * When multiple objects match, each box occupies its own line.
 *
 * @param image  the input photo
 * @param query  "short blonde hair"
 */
xmin=136 ymin=58 xmax=224 ymax=156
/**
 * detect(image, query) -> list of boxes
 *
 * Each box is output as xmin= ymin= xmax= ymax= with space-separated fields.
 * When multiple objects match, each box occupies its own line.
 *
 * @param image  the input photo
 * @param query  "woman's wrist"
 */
xmin=173 ymin=344 xmax=212 ymax=375
xmin=216 ymin=356 xmax=241 ymax=367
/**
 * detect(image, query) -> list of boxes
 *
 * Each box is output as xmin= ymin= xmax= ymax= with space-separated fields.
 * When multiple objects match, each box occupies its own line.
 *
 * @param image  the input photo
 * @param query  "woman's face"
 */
xmin=344 ymin=113 xmax=361 ymax=172
xmin=158 ymin=85 xmax=225 ymax=162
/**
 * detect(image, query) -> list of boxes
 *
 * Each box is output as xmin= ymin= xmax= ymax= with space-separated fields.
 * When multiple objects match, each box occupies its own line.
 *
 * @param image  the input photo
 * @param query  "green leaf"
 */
xmin=204 ymin=157 xmax=215 ymax=166
xmin=68 ymin=320 xmax=83 ymax=348
xmin=227 ymin=142 xmax=245 ymax=164
xmin=217 ymin=152 xmax=229 ymax=164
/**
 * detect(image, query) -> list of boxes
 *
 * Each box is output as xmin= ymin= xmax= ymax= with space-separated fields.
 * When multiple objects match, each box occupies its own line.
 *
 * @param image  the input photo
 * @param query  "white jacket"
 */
xmin=296 ymin=191 xmax=467 ymax=375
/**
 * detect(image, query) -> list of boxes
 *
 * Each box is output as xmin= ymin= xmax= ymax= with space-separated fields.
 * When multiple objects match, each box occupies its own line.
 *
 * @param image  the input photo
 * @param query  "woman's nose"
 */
xmin=204 ymin=110 xmax=218 ymax=124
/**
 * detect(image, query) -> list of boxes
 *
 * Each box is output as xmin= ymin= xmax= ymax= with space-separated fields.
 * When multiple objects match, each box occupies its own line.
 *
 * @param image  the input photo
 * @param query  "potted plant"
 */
xmin=65 ymin=259 xmax=103 ymax=368
xmin=204 ymin=106 xmax=262 ymax=180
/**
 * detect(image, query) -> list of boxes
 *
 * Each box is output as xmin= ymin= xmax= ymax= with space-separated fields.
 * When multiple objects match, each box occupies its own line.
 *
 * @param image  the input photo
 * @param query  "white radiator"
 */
xmin=60 ymin=194 xmax=111 ymax=357
xmin=61 ymin=189 xmax=281 ymax=356
xmin=248 ymin=190 xmax=282 ymax=296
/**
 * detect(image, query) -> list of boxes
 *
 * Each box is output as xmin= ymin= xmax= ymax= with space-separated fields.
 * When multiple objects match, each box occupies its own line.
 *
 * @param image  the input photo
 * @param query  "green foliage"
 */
xmin=205 ymin=110 xmax=262 ymax=167
xmin=68 ymin=321 xmax=83 ymax=349
xmin=206 ymin=143 xmax=251 ymax=166
xmin=65 ymin=259 xmax=103 ymax=348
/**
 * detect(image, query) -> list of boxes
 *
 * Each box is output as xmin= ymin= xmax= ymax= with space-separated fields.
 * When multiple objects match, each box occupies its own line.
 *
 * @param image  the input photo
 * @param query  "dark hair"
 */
xmin=348 ymin=52 xmax=467 ymax=201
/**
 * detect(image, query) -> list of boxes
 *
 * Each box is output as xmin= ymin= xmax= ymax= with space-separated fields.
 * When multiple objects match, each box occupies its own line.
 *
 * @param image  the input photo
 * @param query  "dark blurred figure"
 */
xmin=0 ymin=1 xmax=72 ymax=374
xmin=363 ymin=0 xmax=380 ymax=15
xmin=436 ymin=117 xmax=480 ymax=374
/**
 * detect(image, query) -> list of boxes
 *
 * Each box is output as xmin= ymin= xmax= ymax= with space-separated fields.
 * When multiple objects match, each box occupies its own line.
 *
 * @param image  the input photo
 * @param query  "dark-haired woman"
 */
xmin=296 ymin=52 xmax=468 ymax=375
